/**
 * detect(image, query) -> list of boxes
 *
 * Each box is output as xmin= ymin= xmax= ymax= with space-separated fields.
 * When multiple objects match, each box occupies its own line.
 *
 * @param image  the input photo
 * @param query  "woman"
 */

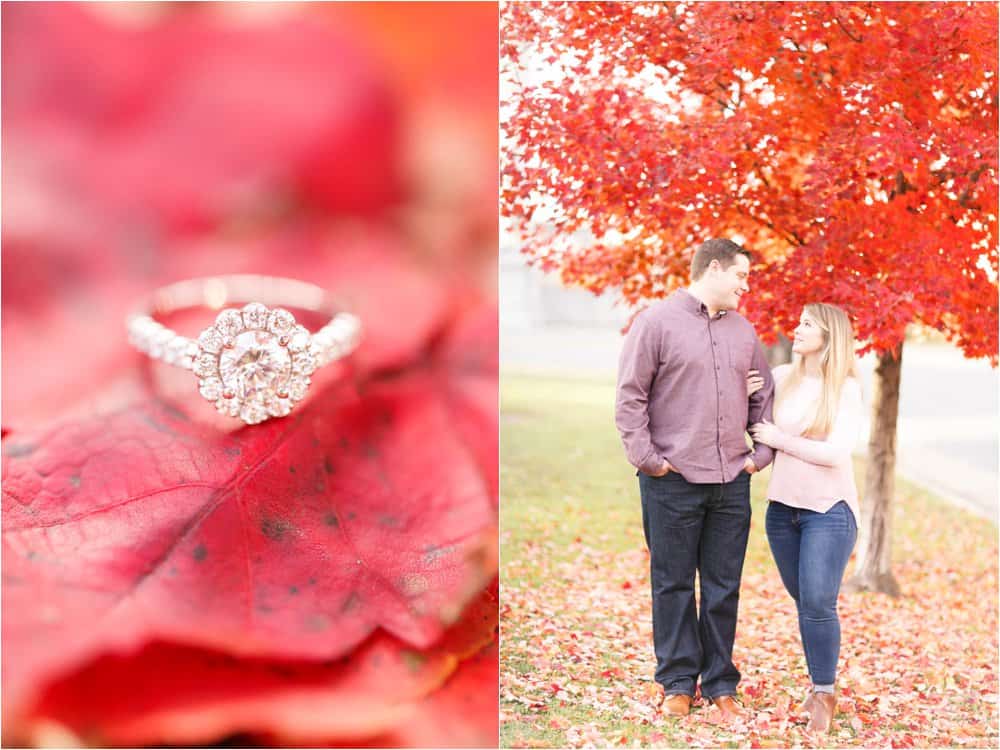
xmin=747 ymin=303 xmax=863 ymax=734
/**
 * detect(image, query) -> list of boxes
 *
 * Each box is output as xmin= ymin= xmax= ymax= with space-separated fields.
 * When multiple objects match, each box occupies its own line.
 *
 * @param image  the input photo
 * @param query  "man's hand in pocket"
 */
xmin=650 ymin=459 xmax=674 ymax=477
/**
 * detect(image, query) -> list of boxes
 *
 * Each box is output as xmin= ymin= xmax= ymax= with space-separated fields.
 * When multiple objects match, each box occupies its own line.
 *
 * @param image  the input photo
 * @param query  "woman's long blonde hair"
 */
xmin=777 ymin=303 xmax=859 ymax=439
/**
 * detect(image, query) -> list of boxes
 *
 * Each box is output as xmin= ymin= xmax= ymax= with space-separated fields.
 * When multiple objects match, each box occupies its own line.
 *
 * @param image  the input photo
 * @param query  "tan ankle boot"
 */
xmin=661 ymin=693 xmax=692 ymax=716
xmin=806 ymin=692 xmax=836 ymax=733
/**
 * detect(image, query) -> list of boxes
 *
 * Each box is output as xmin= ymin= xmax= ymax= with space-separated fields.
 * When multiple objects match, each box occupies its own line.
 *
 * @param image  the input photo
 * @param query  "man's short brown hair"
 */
xmin=690 ymin=239 xmax=752 ymax=280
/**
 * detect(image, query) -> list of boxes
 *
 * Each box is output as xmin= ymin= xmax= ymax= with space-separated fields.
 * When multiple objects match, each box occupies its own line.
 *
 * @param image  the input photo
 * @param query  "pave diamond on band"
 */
xmin=127 ymin=275 xmax=361 ymax=425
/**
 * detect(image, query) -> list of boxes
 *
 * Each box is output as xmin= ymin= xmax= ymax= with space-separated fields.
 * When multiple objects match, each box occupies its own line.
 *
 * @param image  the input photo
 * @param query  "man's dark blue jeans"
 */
xmin=638 ymin=469 xmax=752 ymax=699
xmin=765 ymin=500 xmax=857 ymax=687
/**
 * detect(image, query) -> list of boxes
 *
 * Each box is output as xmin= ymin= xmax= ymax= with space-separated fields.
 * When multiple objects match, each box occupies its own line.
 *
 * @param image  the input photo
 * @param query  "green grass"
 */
xmin=501 ymin=374 xmax=652 ymax=554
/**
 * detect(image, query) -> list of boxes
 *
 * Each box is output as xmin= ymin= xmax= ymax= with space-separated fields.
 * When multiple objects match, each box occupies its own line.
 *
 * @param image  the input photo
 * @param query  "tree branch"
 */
xmin=833 ymin=12 xmax=864 ymax=43
xmin=735 ymin=205 xmax=805 ymax=248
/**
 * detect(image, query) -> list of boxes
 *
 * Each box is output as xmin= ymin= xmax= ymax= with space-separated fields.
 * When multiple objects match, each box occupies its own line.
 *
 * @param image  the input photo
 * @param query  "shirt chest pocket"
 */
xmin=729 ymin=340 xmax=754 ymax=373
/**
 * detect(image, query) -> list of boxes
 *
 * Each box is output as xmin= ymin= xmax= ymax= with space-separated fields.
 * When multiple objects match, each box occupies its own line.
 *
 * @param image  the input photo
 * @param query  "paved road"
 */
xmin=502 ymin=326 xmax=999 ymax=523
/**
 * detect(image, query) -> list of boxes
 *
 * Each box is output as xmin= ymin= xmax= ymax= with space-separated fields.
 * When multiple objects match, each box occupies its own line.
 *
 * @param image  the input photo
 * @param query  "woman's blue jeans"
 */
xmin=765 ymin=500 xmax=857 ymax=686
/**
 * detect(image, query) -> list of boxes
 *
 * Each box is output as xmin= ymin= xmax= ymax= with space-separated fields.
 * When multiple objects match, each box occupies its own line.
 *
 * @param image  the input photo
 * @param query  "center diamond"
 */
xmin=219 ymin=330 xmax=292 ymax=401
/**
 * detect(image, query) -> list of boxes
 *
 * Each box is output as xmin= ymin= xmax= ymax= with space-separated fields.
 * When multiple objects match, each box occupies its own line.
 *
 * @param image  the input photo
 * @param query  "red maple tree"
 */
xmin=502 ymin=1 xmax=998 ymax=593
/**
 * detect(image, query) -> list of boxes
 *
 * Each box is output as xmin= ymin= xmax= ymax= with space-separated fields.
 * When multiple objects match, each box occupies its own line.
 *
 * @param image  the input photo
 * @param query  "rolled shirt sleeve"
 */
xmin=746 ymin=340 xmax=776 ymax=470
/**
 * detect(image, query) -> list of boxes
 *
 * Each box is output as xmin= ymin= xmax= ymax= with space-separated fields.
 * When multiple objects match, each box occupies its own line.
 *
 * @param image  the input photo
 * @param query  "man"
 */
xmin=615 ymin=238 xmax=776 ymax=720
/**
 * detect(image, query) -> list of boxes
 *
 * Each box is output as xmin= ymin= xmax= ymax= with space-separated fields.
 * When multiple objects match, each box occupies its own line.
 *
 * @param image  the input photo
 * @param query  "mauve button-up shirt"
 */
xmin=615 ymin=288 xmax=776 ymax=483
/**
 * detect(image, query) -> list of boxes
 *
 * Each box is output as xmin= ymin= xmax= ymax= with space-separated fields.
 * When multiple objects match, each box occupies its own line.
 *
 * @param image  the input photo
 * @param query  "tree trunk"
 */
xmin=845 ymin=346 xmax=902 ymax=596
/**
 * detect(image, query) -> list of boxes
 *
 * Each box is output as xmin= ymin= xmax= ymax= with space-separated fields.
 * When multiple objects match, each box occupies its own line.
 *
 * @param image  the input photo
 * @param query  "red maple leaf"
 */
xmin=3 ymin=290 xmax=497 ymax=732
xmin=13 ymin=582 xmax=497 ymax=747
xmin=359 ymin=639 xmax=500 ymax=748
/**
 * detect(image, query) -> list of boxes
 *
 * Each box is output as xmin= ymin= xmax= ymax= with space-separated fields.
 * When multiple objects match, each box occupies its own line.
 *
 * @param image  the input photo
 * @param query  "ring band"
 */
xmin=127 ymin=275 xmax=361 ymax=425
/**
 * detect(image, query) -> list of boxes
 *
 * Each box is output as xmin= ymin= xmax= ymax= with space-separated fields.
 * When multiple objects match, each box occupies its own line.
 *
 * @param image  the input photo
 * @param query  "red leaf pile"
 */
xmin=3 ymin=4 xmax=497 ymax=747
xmin=501 ymin=468 xmax=998 ymax=747
xmin=502 ymin=529 xmax=999 ymax=748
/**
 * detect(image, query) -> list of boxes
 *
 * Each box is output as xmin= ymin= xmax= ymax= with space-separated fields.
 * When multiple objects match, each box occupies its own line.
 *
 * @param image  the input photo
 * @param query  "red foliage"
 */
xmin=22 ymin=582 xmax=497 ymax=746
xmin=502 ymin=2 xmax=998 ymax=360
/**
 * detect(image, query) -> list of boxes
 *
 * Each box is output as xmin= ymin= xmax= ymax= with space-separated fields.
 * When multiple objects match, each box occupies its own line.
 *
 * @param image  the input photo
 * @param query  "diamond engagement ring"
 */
xmin=127 ymin=275 xmax=361 ymax=425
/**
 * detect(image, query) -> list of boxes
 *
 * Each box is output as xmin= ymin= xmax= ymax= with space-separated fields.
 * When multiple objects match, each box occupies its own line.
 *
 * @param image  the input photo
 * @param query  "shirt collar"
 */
xmin=678 ymin=288 xmax=727 ymax=318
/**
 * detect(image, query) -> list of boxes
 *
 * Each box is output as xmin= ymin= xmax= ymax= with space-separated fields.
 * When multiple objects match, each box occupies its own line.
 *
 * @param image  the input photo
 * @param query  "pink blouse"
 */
xmin=765 ymin=365 xmax=863 ymax=522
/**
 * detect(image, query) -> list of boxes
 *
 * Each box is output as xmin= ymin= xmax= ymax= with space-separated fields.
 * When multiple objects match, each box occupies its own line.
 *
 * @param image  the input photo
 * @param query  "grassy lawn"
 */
xmin=500 ymin=373 xmax=999 ymax=748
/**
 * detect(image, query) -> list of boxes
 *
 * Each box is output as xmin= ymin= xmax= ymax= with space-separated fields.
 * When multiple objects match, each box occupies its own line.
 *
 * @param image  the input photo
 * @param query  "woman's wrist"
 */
xmin=771 ymin=429 xmax=789 ymax=450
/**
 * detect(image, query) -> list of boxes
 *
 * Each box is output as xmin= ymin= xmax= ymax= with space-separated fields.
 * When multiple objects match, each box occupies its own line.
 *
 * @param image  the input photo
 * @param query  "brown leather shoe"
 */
xmin=711 ymin=695 xmax=748 ymax=721
xmin=662 ymin=693 xmax=692 ymax=716
xmin=806 ymin=692 xmax=837 ymax=733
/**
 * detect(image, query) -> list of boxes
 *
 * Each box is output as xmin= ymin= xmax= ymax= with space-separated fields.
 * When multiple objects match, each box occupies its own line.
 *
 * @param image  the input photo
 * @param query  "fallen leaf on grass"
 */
xmin=501 ymin=493 xmax=999 ymax=748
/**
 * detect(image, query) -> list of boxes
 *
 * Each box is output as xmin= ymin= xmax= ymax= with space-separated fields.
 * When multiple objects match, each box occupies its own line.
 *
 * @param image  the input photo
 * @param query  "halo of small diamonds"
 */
xmin=194 ymin=304 xmax=315 ymax=425
xmin=127 ymin=277 xmax=364 ymax=427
